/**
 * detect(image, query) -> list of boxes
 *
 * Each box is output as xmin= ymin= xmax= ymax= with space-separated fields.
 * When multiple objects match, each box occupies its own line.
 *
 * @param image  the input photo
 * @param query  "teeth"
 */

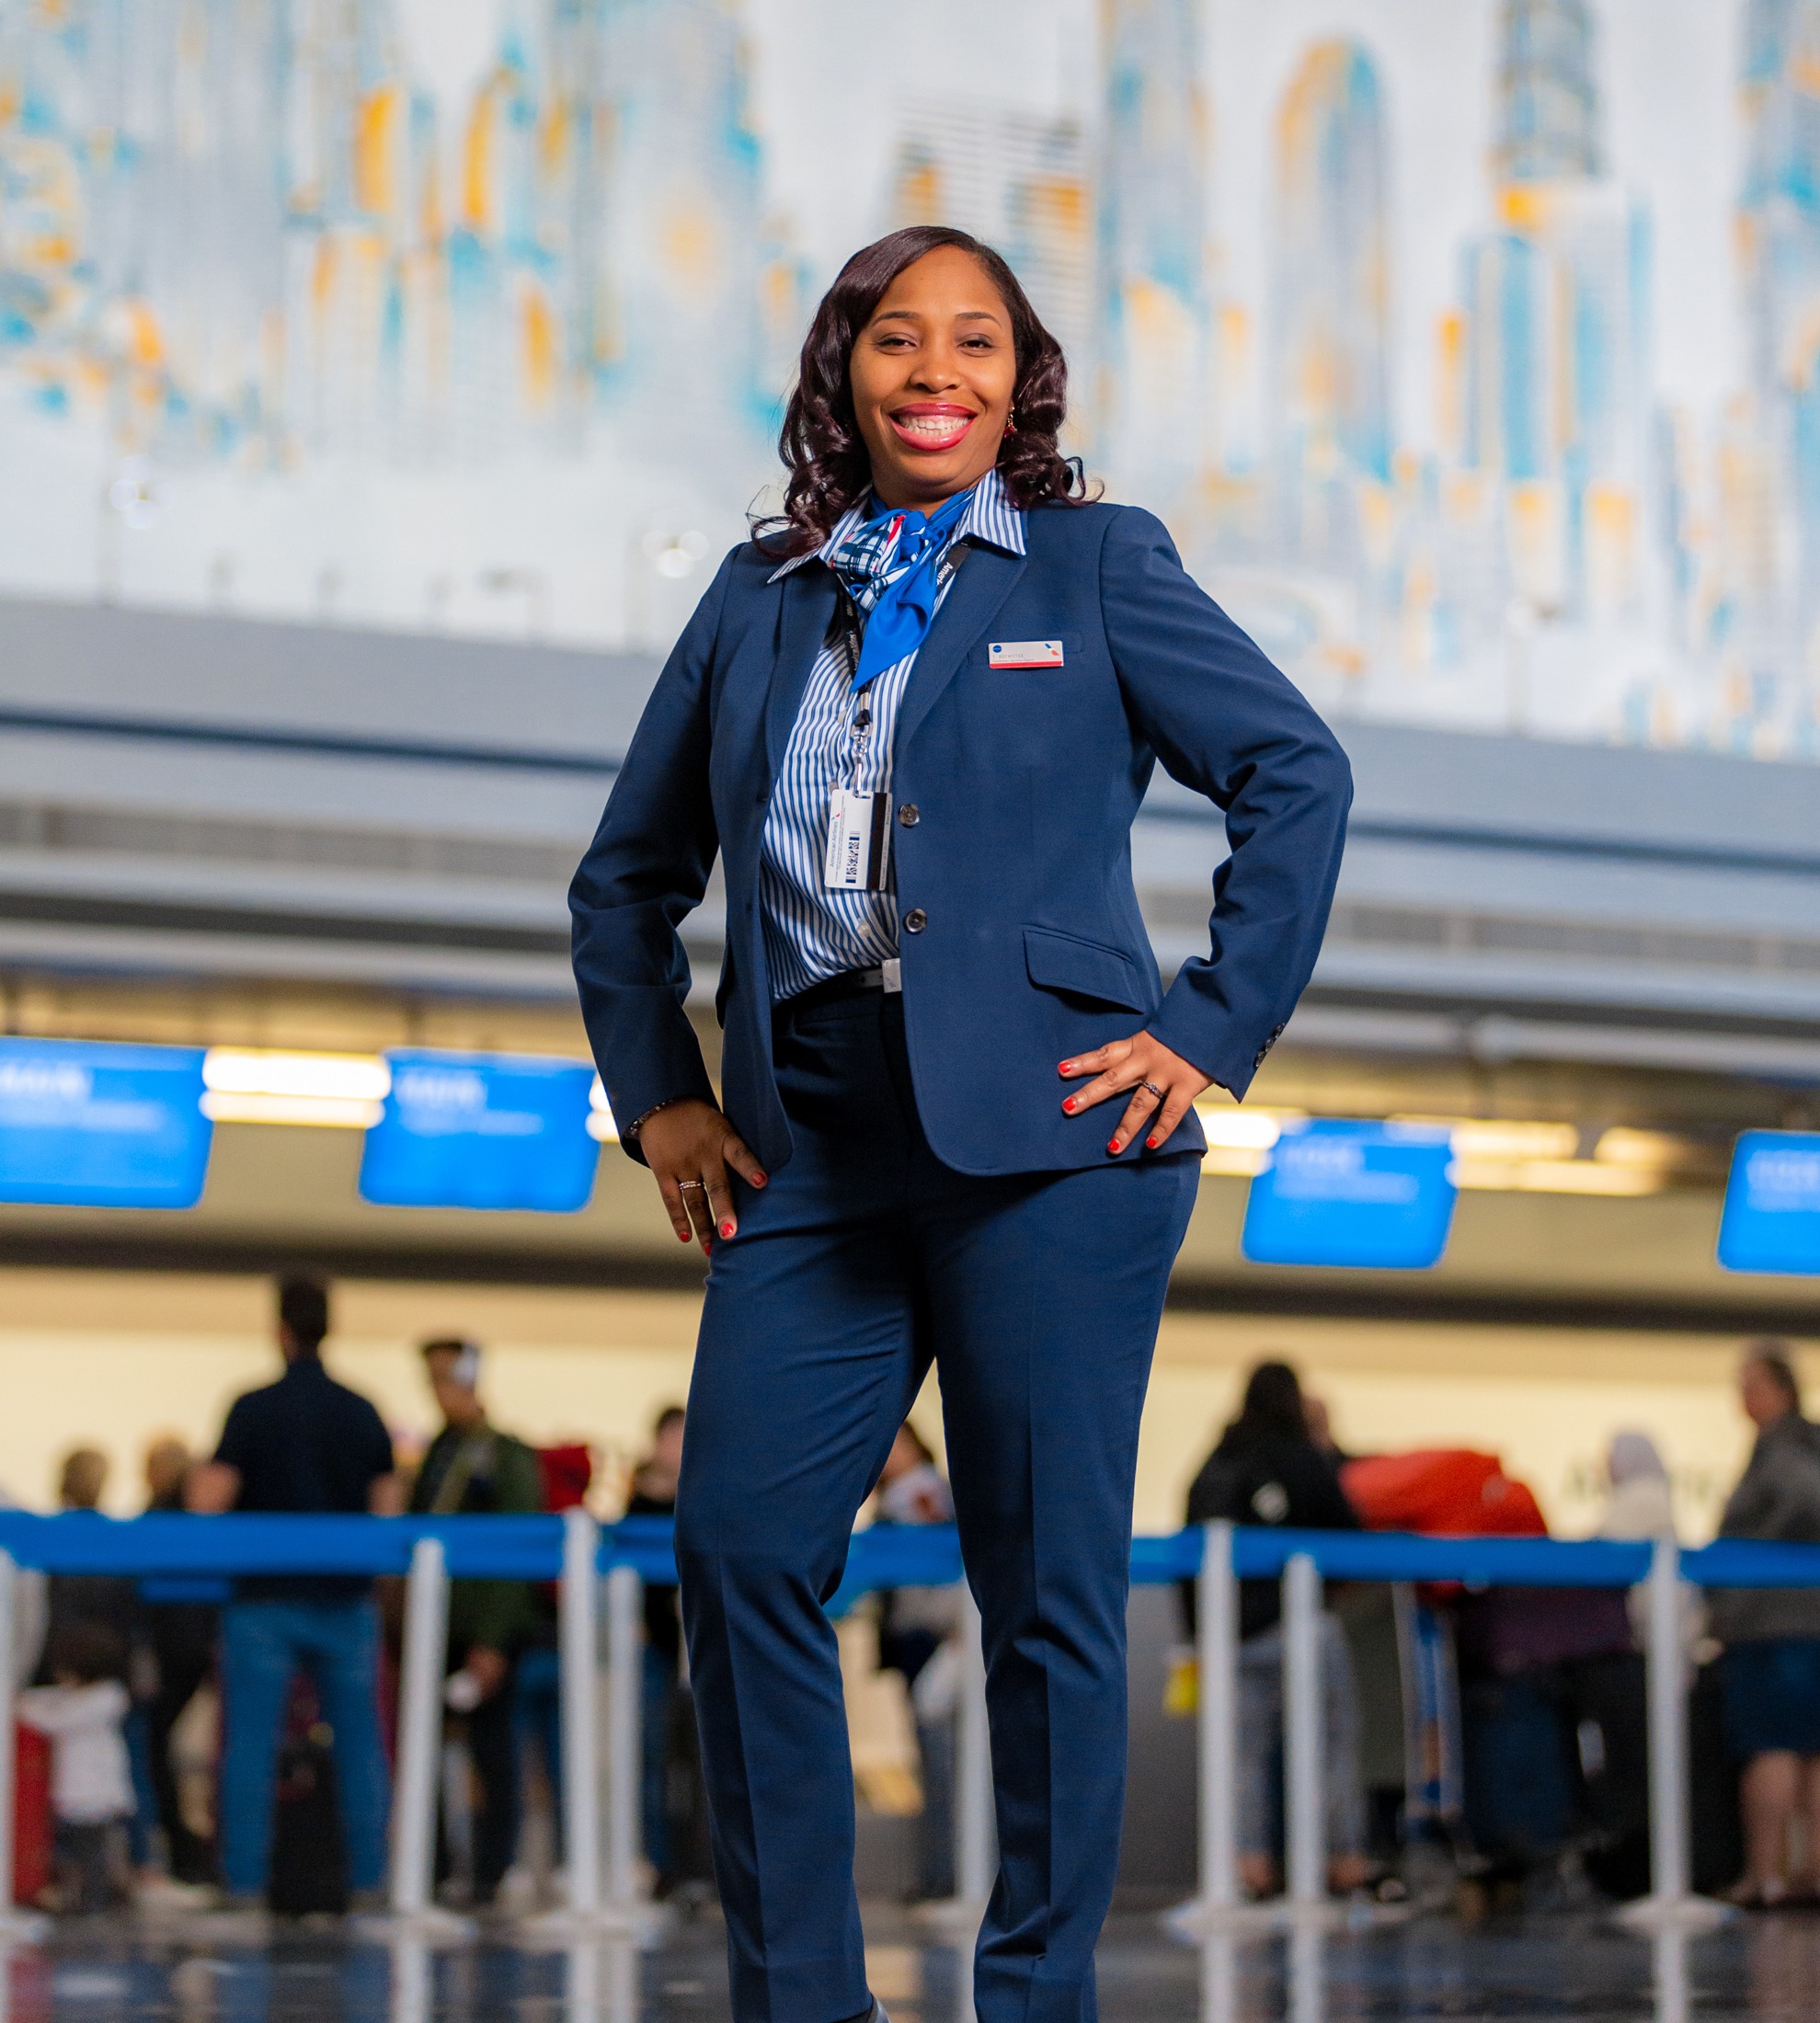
xmin=897 ymin=413 xmax=969 ymax=441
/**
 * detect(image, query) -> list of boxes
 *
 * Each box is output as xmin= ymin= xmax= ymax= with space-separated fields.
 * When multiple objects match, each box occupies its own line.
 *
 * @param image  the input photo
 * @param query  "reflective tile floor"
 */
xmin=0 ymin=1906 xmax=1816 ymax=2021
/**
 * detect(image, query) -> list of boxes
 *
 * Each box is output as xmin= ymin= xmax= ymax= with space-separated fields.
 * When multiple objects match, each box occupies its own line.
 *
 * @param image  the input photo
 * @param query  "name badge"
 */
xmin=989 ymin=639 xmax=1064 ymax=669
xmin=824 ymin=788 xmax=892 ymax=890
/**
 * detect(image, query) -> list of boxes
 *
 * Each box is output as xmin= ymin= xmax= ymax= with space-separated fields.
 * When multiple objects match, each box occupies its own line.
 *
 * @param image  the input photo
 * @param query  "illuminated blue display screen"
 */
xmin=0 ymin=1039 xmax=212 ymax=1208
xmin=359 ymin=1051 xmax=600 ymax=1213
xmin=1242 ymin=1119 xmax=1458 ymax=1270
xmin=1718 ymin=1131 xmax=1820 ymax=1276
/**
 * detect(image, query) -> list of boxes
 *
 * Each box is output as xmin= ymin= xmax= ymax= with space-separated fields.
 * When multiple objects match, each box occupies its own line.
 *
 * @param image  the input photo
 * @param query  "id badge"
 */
xmin=823 ymin=788 xmax=892 ymax=891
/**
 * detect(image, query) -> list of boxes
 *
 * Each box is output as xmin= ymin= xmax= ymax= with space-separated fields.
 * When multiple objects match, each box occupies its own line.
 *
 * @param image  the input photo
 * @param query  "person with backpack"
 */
xmin=408 ymin=1338 xmax=544 ymax=1907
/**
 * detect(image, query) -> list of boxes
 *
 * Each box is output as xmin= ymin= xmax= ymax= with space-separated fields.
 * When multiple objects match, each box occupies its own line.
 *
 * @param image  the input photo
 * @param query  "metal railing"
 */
xmin=1 ymin=1512 xmax=1810 ymax=1936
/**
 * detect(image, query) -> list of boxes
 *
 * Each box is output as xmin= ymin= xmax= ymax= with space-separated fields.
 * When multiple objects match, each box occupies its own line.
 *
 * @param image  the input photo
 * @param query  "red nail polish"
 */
xmin=719 ymin=1221 xmax=735 ymax=1240
xmin=1062 ymin=1098 xmax=1076 ymax=1113
xmin=1059 ymin=1060 xmax=1072 ymax=1074
xmin=752 ymin=1172 xmax=768 ymax=1186
xmin=1108 ymin=1139 xmax=1121 ymax=1154
xmin=1147 ymin=1136 xmax=1159 ymax=1149
xmin=678 ymin=1229 xmax=692 ymax=1243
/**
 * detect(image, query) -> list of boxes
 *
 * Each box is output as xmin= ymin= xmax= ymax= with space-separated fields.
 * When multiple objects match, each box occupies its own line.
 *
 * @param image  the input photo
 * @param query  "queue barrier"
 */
xmin=0 ymin=1514 xmax=1804 ymax=1937
xmin=10 ymin=1508 xmax=1820 ymax=1591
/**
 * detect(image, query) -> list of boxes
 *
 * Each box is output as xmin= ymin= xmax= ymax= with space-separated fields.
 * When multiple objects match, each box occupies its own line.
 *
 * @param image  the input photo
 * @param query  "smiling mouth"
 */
xmin=888 ymin=406 xmax=977 ymax=452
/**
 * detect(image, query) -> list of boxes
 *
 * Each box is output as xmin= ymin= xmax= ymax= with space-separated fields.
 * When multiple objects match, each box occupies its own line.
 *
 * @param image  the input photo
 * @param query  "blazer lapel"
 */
xmin=764 ymin=564 xmax=839 ymax=783
xmin=892 ymin=543 xmax=1028 ymax=757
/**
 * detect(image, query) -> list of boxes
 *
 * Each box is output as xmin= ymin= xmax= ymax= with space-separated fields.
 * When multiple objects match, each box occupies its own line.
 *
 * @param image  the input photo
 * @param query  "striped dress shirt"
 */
xmin=759 ymin=470 xmax=1026 ymax=1003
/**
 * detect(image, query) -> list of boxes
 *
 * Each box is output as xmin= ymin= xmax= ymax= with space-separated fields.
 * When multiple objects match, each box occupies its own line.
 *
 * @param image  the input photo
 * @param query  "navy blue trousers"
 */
xmin=676 ymin=991 xmax=1198 ymax=2023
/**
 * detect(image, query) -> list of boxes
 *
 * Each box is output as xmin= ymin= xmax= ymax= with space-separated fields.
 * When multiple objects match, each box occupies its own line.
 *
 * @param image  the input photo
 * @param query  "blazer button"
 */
xmin=903 ymin=908 xmax=928 ymax=933
xmin=898 ymin=803 xmax=920 ymax=828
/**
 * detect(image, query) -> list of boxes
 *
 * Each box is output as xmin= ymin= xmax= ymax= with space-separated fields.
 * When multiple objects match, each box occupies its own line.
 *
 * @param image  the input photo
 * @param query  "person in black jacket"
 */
xmin=1185 ymin=1361 xmax=1368 ymax=1897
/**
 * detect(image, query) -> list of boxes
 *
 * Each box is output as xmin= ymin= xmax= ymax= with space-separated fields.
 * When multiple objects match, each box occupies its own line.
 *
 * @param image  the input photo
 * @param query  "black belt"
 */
xmin=778 ymin=963 xmax=899 ymax=1017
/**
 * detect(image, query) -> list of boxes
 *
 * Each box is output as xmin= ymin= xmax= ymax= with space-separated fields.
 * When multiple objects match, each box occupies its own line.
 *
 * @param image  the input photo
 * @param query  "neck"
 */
xmin=865 ymin=474 xmax=975 ymax=517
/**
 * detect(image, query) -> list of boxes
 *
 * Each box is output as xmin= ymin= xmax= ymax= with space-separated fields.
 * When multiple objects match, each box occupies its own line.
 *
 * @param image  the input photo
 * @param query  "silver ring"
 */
xmin=1141 ymin=1080 xmax=1165 ymax=1100
xmin=677 ymin=1179 xmax=705 ymax=1192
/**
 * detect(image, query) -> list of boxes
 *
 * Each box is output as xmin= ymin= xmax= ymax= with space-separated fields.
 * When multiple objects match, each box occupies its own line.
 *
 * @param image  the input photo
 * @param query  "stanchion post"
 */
xmin=1645 ymin=1536 xmax=1690 ymax=1907
xmin=561 ymin=1508 xmax=603 ymax=1919
xmin=602 ymin=1563 xmax=643 ymax=1910
xmin=955 ymin=1585 xmax=994 ymax=1909
xmin=1617 ymin=1536 xmax=1728 ymax=1929
xmin=391 ymin=1537 xmax=451 ymax=1919
xmin=1282 ymin=1552 xmax=1324 ymax=1912
xmin=1198 ymin=1521 xmax=1239 ymax=1911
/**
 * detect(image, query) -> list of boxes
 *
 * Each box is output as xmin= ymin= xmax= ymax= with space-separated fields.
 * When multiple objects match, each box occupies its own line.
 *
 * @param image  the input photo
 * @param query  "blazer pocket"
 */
xmin=1023 ymin=925 xmax=1149 ymax=1013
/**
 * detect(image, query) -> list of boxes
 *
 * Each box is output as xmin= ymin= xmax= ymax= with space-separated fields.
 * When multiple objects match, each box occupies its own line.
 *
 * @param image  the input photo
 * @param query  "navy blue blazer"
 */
xmin=569 ymin=500 xmax=1351 ymax=1178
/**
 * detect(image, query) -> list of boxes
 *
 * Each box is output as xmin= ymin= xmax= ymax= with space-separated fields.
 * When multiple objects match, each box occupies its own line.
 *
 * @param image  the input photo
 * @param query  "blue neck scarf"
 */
xmin=827 ymin=487 xmax=975 ymax=693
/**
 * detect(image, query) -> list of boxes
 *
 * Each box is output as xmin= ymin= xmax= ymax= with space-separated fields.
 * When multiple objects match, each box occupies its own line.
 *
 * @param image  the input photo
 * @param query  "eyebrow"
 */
xmin=872 ymin=308 xmax=1004 ymax=326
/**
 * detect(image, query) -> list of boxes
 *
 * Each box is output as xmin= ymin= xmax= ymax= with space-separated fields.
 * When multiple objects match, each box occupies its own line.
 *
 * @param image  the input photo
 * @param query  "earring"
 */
xmin=1003 ymin=408 xmax=1016 ymax=438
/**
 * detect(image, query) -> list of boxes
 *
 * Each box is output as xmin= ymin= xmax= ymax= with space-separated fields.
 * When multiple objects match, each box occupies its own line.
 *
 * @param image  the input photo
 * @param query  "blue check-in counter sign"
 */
xmin=1718 ymin=1131 xmax=1820 ymax=1275
xmin=358 ymin=1049 xmax=601 ymax=1213
xmin=0 ymin=1039 xmax=213 ymax=1208
xmin=1241 ymin=1118 xmax=1459 ymax=1270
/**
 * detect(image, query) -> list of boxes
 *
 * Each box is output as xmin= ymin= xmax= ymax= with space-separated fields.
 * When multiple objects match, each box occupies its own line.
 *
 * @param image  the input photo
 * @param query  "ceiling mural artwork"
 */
xmin=0 ymin=0 xmax=1812 ymax=763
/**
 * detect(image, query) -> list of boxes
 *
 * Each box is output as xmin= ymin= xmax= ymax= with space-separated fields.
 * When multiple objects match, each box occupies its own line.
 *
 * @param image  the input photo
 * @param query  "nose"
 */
xmin=907 ymin=339 xmax=964 ymax=393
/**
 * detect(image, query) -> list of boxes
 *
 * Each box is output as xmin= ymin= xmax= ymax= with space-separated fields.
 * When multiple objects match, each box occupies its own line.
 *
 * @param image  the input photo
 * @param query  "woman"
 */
xmin=1183 ymin=1362 xmax=1368 ymax=1897
xmin=571 ymin=227 xmax=1350 ymax=2023
xmin=1710 ymin=1343 xmax=1820 ymax=1907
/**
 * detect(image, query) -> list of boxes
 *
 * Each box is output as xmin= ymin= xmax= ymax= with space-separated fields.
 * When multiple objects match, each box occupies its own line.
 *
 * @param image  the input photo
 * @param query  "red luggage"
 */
xmin=14 ymin=1721 xmax=51 ymax=1906
xmin=1341 ymin=1448 xmax=1547 ymax=1537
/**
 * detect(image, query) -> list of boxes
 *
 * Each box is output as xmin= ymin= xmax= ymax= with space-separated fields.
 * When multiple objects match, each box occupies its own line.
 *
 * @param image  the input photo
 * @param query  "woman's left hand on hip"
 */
xmin=1059 ymin=1034 xmax=1214 ymax=1155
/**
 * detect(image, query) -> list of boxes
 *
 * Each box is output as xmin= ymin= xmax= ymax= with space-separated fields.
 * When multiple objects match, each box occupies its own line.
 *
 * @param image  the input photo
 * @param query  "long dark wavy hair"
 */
xmin=755 ymin=225 xmax=1091 ymax=557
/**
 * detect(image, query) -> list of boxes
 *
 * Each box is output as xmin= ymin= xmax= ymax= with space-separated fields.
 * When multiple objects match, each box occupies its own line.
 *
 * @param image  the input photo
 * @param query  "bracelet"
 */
xmin=623 ymin=1097 xmax=682 ymax=1144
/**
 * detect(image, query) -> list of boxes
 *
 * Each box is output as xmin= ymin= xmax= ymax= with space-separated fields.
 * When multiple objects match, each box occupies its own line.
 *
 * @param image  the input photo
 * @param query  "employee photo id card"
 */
xmin=823 ymin=787 xmax=892 ymax=891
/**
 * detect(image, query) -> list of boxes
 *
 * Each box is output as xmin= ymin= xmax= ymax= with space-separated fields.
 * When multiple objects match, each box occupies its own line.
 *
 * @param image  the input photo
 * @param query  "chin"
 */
xmin=884 ymin=457 xmax=977 ymax=493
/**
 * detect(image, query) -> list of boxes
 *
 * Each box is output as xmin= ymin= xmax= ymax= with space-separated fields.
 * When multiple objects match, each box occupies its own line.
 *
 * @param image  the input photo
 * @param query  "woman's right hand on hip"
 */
xmin=638 ymin=1100 xmax=767 ymax=1253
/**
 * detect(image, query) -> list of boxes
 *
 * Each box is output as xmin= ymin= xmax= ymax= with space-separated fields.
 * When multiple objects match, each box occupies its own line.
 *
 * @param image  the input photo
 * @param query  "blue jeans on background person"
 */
xmin=512 ymin=1644 xmax=564 ymax=1860
xmin=218 ymin=1598 xmax=391 ymax=1899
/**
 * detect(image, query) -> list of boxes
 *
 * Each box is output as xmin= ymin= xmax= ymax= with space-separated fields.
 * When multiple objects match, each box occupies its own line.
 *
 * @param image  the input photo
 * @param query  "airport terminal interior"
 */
xmin=0 ymin=595 xmax=1815 ymax=2020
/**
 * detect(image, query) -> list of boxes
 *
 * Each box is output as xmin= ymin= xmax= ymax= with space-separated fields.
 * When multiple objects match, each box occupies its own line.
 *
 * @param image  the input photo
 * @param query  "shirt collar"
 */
xmin=766 ymin=466 xmax=1026 ymax=583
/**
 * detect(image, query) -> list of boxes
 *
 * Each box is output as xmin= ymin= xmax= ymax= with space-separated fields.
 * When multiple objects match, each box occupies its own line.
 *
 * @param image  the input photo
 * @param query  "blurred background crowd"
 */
xmin=15 ymin=1274 xmax=1820 ymax=1924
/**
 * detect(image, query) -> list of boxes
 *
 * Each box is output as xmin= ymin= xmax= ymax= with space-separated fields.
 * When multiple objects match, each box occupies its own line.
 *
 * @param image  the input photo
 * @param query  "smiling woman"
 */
xmin=761 ymin=224 xmax=1087 ymax=556
xmin=567 ymin=223 xmax=1353 ymax=2023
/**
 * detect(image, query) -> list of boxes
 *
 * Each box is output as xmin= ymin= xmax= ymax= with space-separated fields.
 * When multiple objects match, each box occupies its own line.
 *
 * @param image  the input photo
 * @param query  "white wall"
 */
xmin=1 ymin=1269 xmax=1791 ymax=1541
